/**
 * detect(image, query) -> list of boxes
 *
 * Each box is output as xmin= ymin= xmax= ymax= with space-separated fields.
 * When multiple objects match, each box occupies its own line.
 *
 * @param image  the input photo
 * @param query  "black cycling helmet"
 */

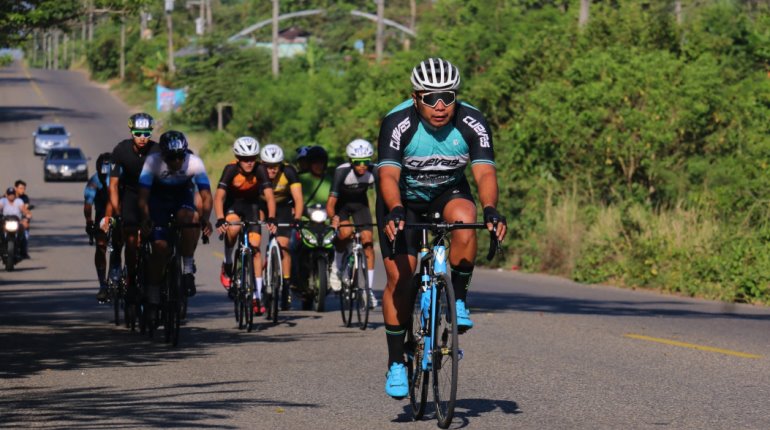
xmin=128 ymin=112 xmax=155 ymax=131
xmin=294 ymin=145 xmax=312 ymax=162
xmin=306 ymin=145 xmax=328 ymax=162
xmin=95 ymin=152 xmax=111 ymax=183
xmin=159 ymin=130 xmax=189 ymax=157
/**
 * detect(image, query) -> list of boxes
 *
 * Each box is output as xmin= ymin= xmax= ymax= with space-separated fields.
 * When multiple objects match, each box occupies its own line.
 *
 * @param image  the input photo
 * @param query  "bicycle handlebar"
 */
xmin=392 ymin=221 xmax=502 ymax=262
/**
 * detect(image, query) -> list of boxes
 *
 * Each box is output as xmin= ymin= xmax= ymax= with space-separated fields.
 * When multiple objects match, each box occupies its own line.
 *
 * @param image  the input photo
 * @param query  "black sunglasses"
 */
xmin=164 ymin=152 xmax=185 ymax=161
xmin=132 ymin=130 xmax=152 ymax=138
xmin=419 ymin=91 xmax=456 ymax=108
xmin=237 ymin=156 xmax=258 ymax=163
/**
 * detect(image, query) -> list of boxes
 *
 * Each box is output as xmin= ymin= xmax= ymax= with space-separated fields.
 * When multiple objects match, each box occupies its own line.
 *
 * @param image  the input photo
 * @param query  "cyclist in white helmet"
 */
xmin=327 ymin=139 xmax=377 ymax=307
xmin=213 ymin=136 xmax=277 ymax=313
xmin=255 ymin=144 xmax=303 ymax=310
xmin=376 ymin=57 xmax=507 ymax=399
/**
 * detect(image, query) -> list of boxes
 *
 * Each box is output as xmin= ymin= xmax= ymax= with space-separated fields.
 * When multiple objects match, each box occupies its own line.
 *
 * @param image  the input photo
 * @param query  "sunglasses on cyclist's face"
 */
xmin=132 ymin=130 xmax=152 ymax=138
xmin=237 ymin=156 xmax=258 ymax=163
xmin=351 ymin=158 xmax=370 ymax=166
xmin=418 ymin=91 xmax=456 ymax=108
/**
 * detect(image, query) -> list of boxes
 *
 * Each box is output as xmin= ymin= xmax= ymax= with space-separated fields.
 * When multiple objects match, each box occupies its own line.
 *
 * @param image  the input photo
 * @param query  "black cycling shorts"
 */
xmin=120 ymin=187 xmax=141 ymax=227
xmin=377 ymin=180 xmax=475 ymax=259
xmin=225 ymin=199 xmax=261 ymax=233
xmin=259 ymin=203 xmax=295 ymax=238
xmin=336 ymin=201 xmax=373 ymax=232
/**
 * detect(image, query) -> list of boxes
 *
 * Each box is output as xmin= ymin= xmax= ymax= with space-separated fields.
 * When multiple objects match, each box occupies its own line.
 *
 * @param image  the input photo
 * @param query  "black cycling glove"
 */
xmin=85 ymin=220 xmax=95 ymax=235
xmin=265 ymin=217 xmax=277 ymax=226
xmin=215 ymin=218 xmax=226 ymax=229
xmin=483 ymin=206 xmax=506 ymax=226
xmin=385 ymin=206 xmax=406 ymax=226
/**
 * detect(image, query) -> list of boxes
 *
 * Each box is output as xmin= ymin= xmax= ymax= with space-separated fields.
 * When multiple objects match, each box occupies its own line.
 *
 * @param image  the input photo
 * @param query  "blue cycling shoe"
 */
xmin=385 ymin=362 xmax=408 ymax=399
xmin=456 ymin=300 xmax=473 ymax=331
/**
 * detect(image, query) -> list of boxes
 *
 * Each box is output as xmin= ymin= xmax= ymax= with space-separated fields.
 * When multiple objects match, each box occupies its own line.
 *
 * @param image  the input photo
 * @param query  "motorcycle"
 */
xmin=1 ymin=215 xmax=22 ymax=271
xmin=296 ymin=203 xmax=336 ymax=311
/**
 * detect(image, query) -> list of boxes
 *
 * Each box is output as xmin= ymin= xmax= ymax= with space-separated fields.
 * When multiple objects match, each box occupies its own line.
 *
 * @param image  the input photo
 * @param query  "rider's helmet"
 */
xmin=260 ymin=144 xmax=284 ymax=164
xmin=159 ymin=130 xmax=189 ymax=157
xmin=306 ymin=145 xmax=328 ymax=162
xmin=127 ymin=112 xmax=155 ymax=131
xmin=345 ymin=139 xmax=374 ymax=159
xmin=295 ymin=145 xmax=312 ymax=162
xmin=95 ymin=152 xmax=111 ymax=184
xmin=410 ymin=58 xmax=461 ymax=92
xmin=233 ymin=136 xmax=259 ymax=157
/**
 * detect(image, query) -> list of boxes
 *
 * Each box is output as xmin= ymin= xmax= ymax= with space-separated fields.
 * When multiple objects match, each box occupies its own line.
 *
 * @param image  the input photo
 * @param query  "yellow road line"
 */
xmin=213 ymin=251 xmax=224 ymax=259
xmin=624 ymin=333 xmax=762 ymax=359
xmin=22 ymin=64 xmax=59 ymax=122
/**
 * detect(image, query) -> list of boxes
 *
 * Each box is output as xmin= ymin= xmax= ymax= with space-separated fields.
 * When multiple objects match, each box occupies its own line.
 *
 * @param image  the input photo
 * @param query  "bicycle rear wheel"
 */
xmin=433 ymin=274 xmax=458 ymax=429
xmin=407 ymin=281 xmax=429 ymax=420
xmin=165 ymin=255 xmax=183 ymax=346
xmin=354 ymin=252 xmax=370 ymax=330
xmin=339 ymin=254 xmax=353 ymax=327
xmin=268 ymin=244 xmax=282 ymax=324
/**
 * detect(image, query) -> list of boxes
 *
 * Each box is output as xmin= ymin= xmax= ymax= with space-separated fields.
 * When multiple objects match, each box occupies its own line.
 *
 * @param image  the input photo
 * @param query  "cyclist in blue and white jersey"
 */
xmin=138 ymin=131 xmax=213 ymax=305
xmin=376 ymin=58 xmax=508 ymax=398
xmin=84 ymin=152 xmax=122 ymax=302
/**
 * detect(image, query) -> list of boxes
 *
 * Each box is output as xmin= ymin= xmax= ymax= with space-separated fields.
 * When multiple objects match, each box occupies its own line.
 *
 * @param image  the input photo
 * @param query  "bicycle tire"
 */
xmin=268 ymin=244 xmax=282 ymax=324
xmin=165 ymin=254 xmax=183 ymax=346
xmin=5 ymin=239 xmax=14 ymax=271
xmin=433 ymin=274 xmax=459 ymax=429
xmin=244 ymin=255 xmax=255 ymax=332
xmin=313 ymin=258 xmax=328 ymax=312
xmin=232 ymin=249 xmax=243 ymax=325
xmin=354 ymin=251 xmax=370 ymax=330
xmin=339 ymin=253 xmax=353 ymax=327
xmin=407 ymin=281 xmax=429 ymax=420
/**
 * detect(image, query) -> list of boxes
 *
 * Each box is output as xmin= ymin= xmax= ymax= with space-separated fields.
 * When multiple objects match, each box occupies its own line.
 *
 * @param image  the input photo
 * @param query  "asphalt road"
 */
xmin=1 ymin=63 xmax=769 ymax=429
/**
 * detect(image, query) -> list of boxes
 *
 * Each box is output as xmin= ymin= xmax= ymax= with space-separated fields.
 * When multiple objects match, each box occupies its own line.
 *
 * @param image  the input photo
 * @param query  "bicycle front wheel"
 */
xmin=339 ymin=254 xmax=353 ymax=327
xmin=242 ymin=254 xmax=255 ymax=331
xmin=354 ymin=252 xmax=370 ymax=330
xmin=433 ymin=274 xmax=459 ymax=429
xmin=268 ymin=244 xmax=282 ymax=324
xmin=407 ymin=282 xmax=429 ymax=420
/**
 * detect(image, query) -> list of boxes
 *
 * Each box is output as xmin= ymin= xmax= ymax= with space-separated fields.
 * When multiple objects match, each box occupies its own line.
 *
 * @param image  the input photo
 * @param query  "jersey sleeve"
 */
xmin=329 ymin=165 xmax=347 ymax=197
xmin=138 ymin=155 xmax=156 ymax=189
xmin=284 ymin=165 xmax=301 ymax=186
xmin=376 ymin=107 xmax=416 ymax=170
xmin=83 ymin=175 xmax=100 ymax=204
xmin=256 ymin=164 xmax=273 ymax=191
xmin=217 ymin=164 xmax=237 ymax=190
xmin=109 ymin=145 xmax=122 ymax=178
xmin=457 ymin=104 xmax=495 ymax=166
xmin=190 ymin=156 xmax=211 ymax=191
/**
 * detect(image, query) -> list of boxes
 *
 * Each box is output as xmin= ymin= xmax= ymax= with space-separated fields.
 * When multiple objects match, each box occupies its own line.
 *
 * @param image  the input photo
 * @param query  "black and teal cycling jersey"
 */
xmin=376 ymin=99 xmax=495 ymax=202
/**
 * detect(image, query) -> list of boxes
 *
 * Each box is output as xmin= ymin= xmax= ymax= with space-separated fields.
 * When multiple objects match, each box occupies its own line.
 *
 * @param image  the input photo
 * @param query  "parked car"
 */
xmin=44 ymin=148 xmax=88 ymax=182
xmin=33 ymin=123 xmax=70 ymax=155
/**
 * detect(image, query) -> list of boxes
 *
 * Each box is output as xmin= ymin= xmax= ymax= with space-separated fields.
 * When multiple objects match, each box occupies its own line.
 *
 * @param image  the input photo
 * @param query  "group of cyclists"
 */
xmin=81 ymin=57 xmax=508 ymax=401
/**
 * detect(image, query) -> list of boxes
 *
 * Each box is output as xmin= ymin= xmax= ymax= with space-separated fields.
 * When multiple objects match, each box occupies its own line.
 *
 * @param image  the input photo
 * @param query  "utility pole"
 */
xmin=376 ymin=0 xmax=384 ymax=63
xmin=120 ymin=15 xmax=126 ymax=79
xmin=166 ymin=0 xmax=176 ymax=74
xmin=63 ymin=33 xmax=69 ymax=68
xmin=32 ymin=31 xmax=38 ymax=66
xmin=675 ymin=0 xmax=682 ymax=25
xmin=272 ymin=0 xmax=279 ymax=77
xmin=53 ymin=31 xmax=59 ymax=70
xmin=206 ymin=0 xmax=213 ymax=31
xmin=88 ymin=0 xmax=94 ymax=42
xmin=578 ymin=0 xmax=590 ymax=29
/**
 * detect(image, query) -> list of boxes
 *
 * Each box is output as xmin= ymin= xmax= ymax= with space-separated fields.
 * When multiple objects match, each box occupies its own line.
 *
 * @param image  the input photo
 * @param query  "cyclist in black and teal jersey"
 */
xmin=376 ymin=57 xmax=508 ymax=399
xmin=84 ymin=152 xmax=122 ymax=302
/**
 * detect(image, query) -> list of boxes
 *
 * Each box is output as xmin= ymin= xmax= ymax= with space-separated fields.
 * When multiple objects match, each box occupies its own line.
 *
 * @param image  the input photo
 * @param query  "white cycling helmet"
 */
xmin=233 ymin=136 xmax=260 ymax=157
xmin=411 ymin=57 xmax=461 ymax=92
xmin=346 ymin=139 xmax=374 ymax=159
xmin=260 ymin=144 xmax=284 ymax=163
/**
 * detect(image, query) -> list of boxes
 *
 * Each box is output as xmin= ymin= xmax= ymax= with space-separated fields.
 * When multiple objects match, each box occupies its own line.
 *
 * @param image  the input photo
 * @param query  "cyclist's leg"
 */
xmin=378 ymin=197 xmax=419 ymax=397
xmin=248 ymin=229 xmax=263 ymax=303
xmin=221 ymin=210 xmax=242 ymax=288
xmin=436 ymin=183 xmax=477 ymax=329
xmin=121 ymin=188 xmax=142 ymax=300
xmin=110 ymin=219 xmax=123 ymax=276
xmin=94 ymin=228 xmax=109 ymax=300
xmin=177 ymin=205 xmax=199 ymax=296
xmin=274 ymin=204 xmax=294 ymax=301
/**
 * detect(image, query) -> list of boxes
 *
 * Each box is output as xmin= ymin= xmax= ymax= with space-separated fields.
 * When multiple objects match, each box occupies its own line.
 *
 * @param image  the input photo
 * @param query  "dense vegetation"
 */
xmin=34 ymin=0 xmax=770 ymax=304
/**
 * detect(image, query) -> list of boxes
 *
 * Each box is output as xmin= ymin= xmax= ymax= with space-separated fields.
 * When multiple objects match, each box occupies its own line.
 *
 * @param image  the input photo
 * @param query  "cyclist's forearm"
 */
xmin=108 ymin=178 xmax=120 ymax=216
xmin=378 ymin=166 xmax=403 ymax=211
xmin=326 ymin=195 xmax=337 ymax=218
xmin=291 ymin=186 xmax=303 ymax=219
xmin=473 ymin=164 xmax=499 ymax=209
xmin=199 ymin=189 xmax=213 ymax=223
xmin=264 ymin=189 xmax=276 ymax=218
xmin=213 ymin=189 xmax=225 ymax=220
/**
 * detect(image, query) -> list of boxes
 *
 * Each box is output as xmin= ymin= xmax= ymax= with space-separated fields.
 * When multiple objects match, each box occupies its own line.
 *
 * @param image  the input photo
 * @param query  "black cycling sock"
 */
xmin=385 ymin=324 xmax=406 ymax=366
xmin=96 ymin=266 xmax=107 ymax=286
xmin=451 ymin=264 xmax=474 ymax=303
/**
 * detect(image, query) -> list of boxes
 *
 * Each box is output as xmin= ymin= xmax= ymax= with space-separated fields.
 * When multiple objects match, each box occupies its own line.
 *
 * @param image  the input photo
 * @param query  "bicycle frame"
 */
xmin=416 ymin=228 xmax=448 ymax=372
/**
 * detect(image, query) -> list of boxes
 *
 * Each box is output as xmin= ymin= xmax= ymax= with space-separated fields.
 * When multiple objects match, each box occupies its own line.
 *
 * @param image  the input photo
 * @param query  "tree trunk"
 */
xmin=579 ymin=0 xmax=590 ymax=29
xmin=120 ymin=16 xmax=126 ymax=79
xmin=63 ymin=33 xmax=68 ymax=69
xmin=167 ymin=12 xmax=175 ymax=74
xmin=53 ymin=31 xmax=59 ymax=70
xmin=674 ymin=0 xmax=682 ymax=25
xmin=206 ymin=0 xmax=213 ymax=32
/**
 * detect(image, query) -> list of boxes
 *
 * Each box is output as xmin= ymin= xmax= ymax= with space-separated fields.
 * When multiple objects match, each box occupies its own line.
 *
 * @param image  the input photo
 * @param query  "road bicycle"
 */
xmin=338 ymin=223 xmax=376 ymax=330
xmin=264 ymin=222 xmax=295 ymax=325
xmin=222 ymin=220 xmax=261 ymax=332
xmin=101 ymin=220 xmax=126 ymax=327
xmin=402 ymin=219 xmax=501 ymax=429
xmin=142 ymin=216 xmax=207 ymax=345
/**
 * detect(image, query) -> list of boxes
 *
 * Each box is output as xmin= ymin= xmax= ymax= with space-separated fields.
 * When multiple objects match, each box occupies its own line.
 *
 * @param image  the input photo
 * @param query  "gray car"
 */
xmin=44 ymin=148 xmax=89 ymax=182
xmin=33 ymin=123 xmax=70 ymax=155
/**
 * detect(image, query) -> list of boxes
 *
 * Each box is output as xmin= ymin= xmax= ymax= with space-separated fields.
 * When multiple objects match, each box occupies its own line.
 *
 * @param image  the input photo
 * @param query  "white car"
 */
xmin=33 ymin=123 xmax=70 ymax=155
